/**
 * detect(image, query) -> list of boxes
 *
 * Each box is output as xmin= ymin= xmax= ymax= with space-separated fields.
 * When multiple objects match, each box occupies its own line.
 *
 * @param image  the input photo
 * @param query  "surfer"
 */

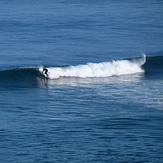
xmin=42 ymin=67 xmax=48 ymax=77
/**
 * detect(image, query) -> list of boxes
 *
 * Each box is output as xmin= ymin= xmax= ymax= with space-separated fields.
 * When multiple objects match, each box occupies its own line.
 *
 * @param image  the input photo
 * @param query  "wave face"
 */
xmin=39 ymin=55 xmax=146 ymax=79
xmin=0 ymin=68 xmax=42 ymax=87
xmin=142 ymin=56 xmax=163 ymax=74
xmin=0 ymin=55 xmax=163 ymax=87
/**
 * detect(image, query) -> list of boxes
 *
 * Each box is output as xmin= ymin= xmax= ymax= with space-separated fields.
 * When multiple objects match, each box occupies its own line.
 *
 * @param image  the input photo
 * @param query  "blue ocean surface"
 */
xmin=0 ymin=0 xmax=163 ymax=162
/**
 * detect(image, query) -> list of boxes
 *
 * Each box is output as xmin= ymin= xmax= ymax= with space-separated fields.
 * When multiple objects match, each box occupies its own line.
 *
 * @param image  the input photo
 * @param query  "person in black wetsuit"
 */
xmin=42 ymin=67 xmax=48 ymax=77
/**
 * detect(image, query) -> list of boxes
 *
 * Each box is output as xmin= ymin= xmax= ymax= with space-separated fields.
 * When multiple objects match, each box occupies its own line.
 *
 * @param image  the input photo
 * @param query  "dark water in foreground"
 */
xmin=0 ymin=0 xmax=163 ymax=162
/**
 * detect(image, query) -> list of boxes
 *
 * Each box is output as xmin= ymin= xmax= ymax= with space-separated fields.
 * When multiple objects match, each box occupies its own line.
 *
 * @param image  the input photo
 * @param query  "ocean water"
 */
xmin=0 ymin=0 xmax=163 ymax=163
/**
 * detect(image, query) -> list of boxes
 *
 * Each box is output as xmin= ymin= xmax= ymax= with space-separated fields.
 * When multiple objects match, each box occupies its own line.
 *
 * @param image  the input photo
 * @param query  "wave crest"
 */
xmin=40 ymin=55 xmax=146 ymax=79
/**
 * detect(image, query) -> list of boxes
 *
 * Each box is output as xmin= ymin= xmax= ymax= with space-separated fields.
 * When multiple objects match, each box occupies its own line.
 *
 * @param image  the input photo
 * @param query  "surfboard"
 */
xmin=41 ymin=72 xmax=49 ymax=79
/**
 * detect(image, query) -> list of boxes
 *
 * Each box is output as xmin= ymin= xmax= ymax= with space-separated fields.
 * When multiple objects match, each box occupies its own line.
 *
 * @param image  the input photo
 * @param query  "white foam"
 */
xmin=40 ymin=55 xmax=146 ymax=79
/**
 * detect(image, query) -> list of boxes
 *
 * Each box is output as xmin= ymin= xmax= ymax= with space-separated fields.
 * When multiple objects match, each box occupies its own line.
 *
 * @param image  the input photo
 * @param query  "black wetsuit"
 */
xmin=43 ymin=68 xmax=48 ymax=76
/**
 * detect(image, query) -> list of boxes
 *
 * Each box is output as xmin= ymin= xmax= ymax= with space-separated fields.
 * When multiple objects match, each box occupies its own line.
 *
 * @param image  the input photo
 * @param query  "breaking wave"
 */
xmin=39 ymin=55 xmax=146 ymax=79
xmin=0 ymin=55 xmax=163 ymax=87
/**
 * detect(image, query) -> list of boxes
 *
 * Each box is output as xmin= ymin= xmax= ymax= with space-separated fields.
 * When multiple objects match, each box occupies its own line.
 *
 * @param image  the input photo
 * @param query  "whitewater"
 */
xmin=40 ymin=55 xmax=146 ymax=79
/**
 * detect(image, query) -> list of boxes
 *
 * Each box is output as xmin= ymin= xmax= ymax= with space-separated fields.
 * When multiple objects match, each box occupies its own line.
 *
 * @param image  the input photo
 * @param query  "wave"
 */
xmin=0 ymin=67 xmax=43 ymax=87
xmin=0 ymin=55 xmax=162 ymax=87
xmin=39 ymin=55 xmax=146 ymax=79
xmin=142 ymin=56 xmax=163 ymax=74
